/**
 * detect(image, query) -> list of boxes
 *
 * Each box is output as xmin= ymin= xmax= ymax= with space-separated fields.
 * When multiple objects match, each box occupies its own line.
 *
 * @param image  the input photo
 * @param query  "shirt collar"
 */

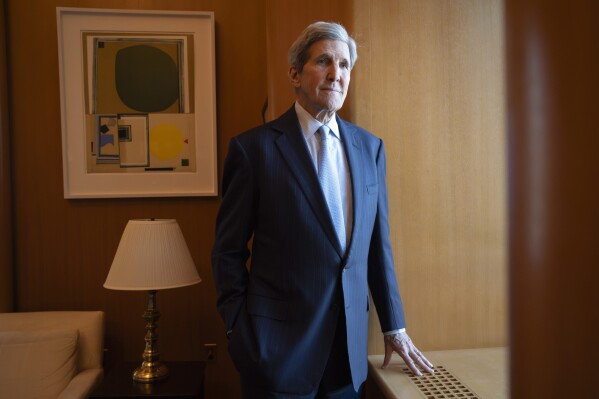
xmin=295 ymin=102 xmax=341 ymax=141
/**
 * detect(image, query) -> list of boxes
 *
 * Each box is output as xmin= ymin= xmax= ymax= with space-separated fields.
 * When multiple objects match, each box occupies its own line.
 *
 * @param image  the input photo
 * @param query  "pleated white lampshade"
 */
xmin=104 ymin=219 xmax=201 ymax=291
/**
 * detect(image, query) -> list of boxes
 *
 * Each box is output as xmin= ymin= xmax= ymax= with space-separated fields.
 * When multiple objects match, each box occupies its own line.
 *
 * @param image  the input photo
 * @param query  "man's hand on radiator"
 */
xmin=382 ymin=331 xmax=435 ymax=376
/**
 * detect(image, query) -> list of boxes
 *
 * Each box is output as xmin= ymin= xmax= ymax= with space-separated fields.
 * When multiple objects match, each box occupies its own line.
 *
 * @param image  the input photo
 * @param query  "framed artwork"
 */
xmin=56 ymin=8 xmax=217 ymax=198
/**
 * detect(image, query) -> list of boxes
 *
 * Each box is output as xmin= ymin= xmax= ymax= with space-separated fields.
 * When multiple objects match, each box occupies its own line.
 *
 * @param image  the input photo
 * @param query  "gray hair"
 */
xmin=288 ymin=21 xmax=358 ymax=73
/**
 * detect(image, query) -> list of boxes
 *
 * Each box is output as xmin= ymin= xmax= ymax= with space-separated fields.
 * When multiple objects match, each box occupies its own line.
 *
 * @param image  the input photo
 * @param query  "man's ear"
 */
xmin=289 ymin=66 xmax=301 ymax=88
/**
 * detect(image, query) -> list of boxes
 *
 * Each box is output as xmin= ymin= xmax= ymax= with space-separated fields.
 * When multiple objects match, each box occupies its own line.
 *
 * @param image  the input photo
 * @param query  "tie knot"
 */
xmin=318 ymin=125 xmax=330 ymax=141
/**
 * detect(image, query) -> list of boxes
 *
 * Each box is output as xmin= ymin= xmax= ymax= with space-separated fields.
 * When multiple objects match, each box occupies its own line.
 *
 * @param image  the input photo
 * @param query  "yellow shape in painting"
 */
xmin=150 ymin=124 xmax=183 ymax=160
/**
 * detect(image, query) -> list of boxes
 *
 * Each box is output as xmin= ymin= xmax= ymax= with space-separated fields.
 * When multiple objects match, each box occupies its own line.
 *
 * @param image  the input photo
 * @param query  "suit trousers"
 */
xmin=240 ymin=308 xmax=363 ymax=399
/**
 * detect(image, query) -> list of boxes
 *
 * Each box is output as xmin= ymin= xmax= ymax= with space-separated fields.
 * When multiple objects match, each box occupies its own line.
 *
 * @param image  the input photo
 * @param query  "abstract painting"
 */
xmin=57 ymin=8 xmax=216 ymax=197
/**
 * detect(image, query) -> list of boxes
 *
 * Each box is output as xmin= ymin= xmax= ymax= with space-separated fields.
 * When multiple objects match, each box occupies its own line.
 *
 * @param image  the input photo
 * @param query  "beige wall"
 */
xmin=352 ymin=0 xmax=507 ymax=353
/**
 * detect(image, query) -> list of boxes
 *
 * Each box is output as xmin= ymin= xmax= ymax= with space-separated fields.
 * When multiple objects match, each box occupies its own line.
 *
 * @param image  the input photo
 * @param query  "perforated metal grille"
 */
xmin=400 ymin=366 xmax=480 ymax=399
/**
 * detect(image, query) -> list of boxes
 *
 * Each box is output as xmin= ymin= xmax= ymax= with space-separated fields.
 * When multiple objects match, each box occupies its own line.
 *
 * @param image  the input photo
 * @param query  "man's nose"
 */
xmin=327 ymin=63 xmax=341 ymax=81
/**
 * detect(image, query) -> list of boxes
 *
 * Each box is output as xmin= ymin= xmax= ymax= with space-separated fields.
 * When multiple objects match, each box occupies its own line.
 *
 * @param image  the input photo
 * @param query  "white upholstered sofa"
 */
xmin=0 ymin=311 xmax=105 ymax=399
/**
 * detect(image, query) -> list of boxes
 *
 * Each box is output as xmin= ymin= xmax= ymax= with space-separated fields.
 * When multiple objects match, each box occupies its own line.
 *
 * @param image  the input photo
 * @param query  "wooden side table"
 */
xmin=89 ymin=361 xmax=205 ymax=398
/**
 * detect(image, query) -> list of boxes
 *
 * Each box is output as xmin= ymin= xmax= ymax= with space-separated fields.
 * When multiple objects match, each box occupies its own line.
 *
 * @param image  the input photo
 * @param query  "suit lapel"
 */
xmin=273 ymin=108 xmax=344 ymax=256
xmin=338 ymin=117 xmax=363 ymax=258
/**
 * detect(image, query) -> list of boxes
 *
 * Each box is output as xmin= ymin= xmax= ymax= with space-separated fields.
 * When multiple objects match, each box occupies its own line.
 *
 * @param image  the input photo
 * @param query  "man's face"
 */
xmin=290 ymin=39 xmax=351 ymax=121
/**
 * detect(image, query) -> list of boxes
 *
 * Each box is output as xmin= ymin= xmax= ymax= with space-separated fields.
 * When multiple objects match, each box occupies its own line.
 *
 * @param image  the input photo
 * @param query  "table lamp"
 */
xmin=104 ymin=219 xmax=201 ymax=383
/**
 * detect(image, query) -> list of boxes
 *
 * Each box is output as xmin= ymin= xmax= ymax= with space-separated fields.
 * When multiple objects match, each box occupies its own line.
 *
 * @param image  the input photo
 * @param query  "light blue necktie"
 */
xmin=317 ymin=125 xmax=346 ymax=253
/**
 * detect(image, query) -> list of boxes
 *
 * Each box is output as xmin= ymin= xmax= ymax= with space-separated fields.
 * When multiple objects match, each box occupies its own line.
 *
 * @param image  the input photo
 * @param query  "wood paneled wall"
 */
xmin=353 ymin=0 xmax=507 ymax=353
xmin=5 ymin=1 xmax=268 ymax=397
xmin=0 ymin=0 xmax=13 ymax=313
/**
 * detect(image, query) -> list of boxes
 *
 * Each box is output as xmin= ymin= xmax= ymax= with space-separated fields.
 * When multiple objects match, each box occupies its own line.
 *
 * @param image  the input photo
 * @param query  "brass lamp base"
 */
xmin=133 ymin=361 xmax=169 ymax=382
xmin=133 ymin=290 xmax=169 ymax=383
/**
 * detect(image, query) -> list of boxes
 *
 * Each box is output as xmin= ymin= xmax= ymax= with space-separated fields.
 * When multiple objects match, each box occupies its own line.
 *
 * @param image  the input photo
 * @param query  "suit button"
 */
xmin=331 ymin=304 xmax=339 ymax=311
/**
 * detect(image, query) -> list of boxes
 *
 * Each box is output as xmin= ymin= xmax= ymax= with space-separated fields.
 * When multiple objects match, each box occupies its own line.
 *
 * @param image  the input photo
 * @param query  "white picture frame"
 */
xmin=56 ymin=7 xmax=217 ymax=198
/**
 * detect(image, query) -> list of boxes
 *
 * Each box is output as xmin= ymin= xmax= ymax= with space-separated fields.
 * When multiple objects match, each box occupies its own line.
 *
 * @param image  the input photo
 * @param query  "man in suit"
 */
xmin=212 ymin=21 xmax=434 ymax=399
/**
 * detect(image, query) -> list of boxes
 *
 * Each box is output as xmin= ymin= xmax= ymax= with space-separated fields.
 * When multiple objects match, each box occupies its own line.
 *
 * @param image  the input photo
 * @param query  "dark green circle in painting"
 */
xmin=115 ymin=45 xmax=180 ymax=112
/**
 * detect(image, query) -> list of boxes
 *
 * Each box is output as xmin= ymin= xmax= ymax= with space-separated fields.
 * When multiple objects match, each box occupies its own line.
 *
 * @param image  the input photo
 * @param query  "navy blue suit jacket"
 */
xmin=212 ymin=106 xmax=406 ymax=394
